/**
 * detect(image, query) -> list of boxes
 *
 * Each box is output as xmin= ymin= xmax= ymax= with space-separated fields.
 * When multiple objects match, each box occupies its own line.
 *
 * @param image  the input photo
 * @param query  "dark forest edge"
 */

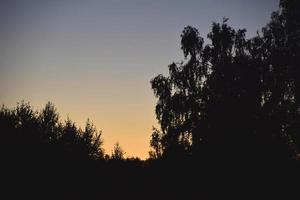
xmin=0 ymin=101 xmax=134 ymax=161
xmin=1 ymin=0 xmax=300 ymax=198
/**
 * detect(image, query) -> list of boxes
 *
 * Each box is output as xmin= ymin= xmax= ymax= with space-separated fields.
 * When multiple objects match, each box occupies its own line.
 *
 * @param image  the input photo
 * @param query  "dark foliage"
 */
xmin=0 ymin=101 xmax=104 ymax=162
xmin=1 ymin=1 xmax=300 ymax=198
xmin=151 ymin=1 xmax=300 ymax=166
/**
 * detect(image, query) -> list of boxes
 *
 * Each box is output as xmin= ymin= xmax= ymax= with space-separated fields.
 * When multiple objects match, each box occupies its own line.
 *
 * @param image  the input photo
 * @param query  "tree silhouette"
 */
xmin=1 ymin=0 xmax=300 ymax=197
xmin=0 ymin=101 xmax=105 ymax=164
xmin=151 ymin=1 xmax=300 ymax=163
xmin=39 ymin=102 xmax=61 ymax=142
xmin=111 ymin=142 xmax=125 ymax=160
xmin=149 ymin=127 xmax=163 ymax=159
xmin=81 ymin=119 xmax=104 ymax=159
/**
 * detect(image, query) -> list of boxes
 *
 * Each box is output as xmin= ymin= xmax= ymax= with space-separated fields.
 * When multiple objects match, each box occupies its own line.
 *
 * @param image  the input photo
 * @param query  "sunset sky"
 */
xmin=0 ymin=0 xmax=278 ymax=159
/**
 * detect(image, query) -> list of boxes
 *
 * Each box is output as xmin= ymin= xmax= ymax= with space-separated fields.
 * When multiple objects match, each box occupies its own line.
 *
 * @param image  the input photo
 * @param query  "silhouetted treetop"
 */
xmin=111 ymin=142 xmax=125 ymax=160
xmin=181 ymin=25 xmax=203 ymax=58
xmin=0 ymin=101 xmax=104 ymax=162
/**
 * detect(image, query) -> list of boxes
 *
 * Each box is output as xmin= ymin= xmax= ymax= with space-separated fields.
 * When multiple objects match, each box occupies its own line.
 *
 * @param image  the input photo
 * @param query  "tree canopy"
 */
xmin=150 ymin=0 xmax=300 ymax=163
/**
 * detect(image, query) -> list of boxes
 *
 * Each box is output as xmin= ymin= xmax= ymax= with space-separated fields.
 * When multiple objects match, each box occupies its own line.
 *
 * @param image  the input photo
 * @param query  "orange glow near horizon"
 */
xmin=0 ymin=85 xmax=159 ymax=160
xmin=0 ymin=0 xmax=278 ymax=160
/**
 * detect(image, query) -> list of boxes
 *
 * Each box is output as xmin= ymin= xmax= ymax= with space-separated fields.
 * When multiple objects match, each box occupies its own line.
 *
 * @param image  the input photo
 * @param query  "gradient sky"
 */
xmin=0 ymin=0 xmax=279 ymax=159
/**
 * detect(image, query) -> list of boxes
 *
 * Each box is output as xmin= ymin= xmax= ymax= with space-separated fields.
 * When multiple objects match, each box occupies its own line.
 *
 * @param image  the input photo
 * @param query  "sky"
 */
xmin=0 ymin=0 xmax=279 ymax=159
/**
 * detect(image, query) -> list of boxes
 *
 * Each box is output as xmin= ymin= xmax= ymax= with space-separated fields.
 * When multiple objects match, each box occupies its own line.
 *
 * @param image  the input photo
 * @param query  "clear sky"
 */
xmin=0 ymin=0 xmax=279 ymax=159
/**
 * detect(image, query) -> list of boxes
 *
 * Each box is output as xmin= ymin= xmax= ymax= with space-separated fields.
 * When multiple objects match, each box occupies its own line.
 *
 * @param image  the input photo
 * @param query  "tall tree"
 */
xmin=151 ymin=1 xmax=300 ymax=162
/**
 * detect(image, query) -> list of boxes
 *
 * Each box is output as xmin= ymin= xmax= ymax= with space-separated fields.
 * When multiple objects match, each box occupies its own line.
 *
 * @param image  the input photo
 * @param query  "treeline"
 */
xmin=0 ymin=101 xmax=141 ymax=162
xmin=0 ymin=101 xmax=147 ymax=198
xmin=1 ymin=0 xmax=300 ymax=198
